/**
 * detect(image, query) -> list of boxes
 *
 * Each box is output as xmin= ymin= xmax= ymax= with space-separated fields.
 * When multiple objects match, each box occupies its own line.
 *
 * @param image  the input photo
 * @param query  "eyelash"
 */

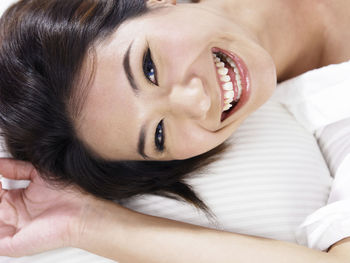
xmin=143 ymin=48 xmax=165 ymax=153
xmin=143 ymin=48 xmax=158 ymax=85
xmin=155 ymin=120 xmax=165 ymax=152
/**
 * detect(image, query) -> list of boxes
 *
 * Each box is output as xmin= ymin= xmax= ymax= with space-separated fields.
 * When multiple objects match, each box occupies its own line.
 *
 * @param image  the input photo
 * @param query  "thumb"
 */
xmin=0 ymin=158 xmax=36 ymax=181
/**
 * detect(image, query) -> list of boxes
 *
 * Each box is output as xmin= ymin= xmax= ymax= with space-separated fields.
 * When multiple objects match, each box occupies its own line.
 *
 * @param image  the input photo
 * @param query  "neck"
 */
xmin=255 ymin=0 xmax=326 ymax=81
xmin=207 ymin=0 xmax=335 ymax=82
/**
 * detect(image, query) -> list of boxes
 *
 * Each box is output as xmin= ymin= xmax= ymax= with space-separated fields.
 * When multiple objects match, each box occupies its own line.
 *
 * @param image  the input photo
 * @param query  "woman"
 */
xmin=0 ymin=0 xmax=349 ymax=262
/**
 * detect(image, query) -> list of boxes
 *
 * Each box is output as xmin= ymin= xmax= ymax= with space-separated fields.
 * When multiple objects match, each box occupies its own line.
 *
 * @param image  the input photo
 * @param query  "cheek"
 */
xmin=169 ymin=124 xmax=227 ymax=160
xmin=150 ymin=16 xmax=219 ymax=63
xmin=251 ymin=52 xmax=277 ymax=107
xmin=232 ymin=39 xmax=277 ymax=107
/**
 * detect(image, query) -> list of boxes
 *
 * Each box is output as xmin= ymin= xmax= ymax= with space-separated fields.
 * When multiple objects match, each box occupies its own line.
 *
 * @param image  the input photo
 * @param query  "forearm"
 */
xmin=76 ymin=200 xmax=345 ymax=263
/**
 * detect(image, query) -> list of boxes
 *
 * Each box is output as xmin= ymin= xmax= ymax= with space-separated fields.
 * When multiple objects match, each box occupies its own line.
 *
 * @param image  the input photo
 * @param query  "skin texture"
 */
xmin=0 ymin=160 xmax=90 ymax=256
xmin=77 ymin=0 xmax=278 ymax=161
xmin=1 ymin=0 xmax=350 ymax=261
xmin=77 ymin=0 xmax=350 ymax=162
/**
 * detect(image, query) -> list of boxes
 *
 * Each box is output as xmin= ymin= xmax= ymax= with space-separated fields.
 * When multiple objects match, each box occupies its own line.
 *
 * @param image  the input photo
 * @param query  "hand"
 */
xmin=0 ymin=158 xmax=97 ymax=257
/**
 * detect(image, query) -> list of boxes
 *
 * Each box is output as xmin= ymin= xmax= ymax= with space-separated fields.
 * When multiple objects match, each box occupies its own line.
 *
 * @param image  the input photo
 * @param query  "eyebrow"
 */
xmin=123 ymin=41 xmax=139 ymax=93
xmin=123 ymin=42 xmax=149 ymax=159
xmin=137 ymin=124 xmax=148 ymax=159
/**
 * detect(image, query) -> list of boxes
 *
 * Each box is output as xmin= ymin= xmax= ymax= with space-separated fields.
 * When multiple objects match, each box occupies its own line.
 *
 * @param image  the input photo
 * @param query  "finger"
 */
xmin=0 ymin=181 xmax=5 ymax=201
xmin=0 ymin=236 xmax=18 ymax=257
xmin=0 ymin=158 xmax=36 ymax=181
xmin=0 ymin=225 xmax=16 ymax=239
xmin=0 ymin=193 xmax=20 ymax=226
xmin=0 ymin=181 xmax=8 ymax=202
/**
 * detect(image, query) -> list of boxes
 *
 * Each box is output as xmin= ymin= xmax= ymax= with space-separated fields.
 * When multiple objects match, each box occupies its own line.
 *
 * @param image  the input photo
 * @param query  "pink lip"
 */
xmin=212 ymin=47 xmax=251 ymax=123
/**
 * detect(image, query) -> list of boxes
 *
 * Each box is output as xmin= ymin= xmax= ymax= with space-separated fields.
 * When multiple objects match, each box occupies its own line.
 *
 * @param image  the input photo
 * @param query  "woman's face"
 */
xmin=77 ymin=1 xmax=276 ymax=161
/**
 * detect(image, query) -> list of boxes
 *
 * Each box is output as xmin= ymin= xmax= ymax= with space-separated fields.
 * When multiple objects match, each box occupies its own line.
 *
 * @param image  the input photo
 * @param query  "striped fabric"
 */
xmin=122 ymin=100 xmax=332 ymax=242
xmin=0 ymin=100 xmax=332 ymax=263
xmin=317 ymin=118 xmax=350 ymax=178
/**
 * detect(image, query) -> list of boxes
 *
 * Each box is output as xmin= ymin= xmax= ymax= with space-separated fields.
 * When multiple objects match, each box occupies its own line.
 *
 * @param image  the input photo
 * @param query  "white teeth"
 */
xmin=223 ymin=82 xmax=233 ymax=91
xmin=218 ymin=67 xmax=229 ymax=76
xmin=216 ymin=62 xmax=225 ymax=68
xmin=223 ymin=95 xmax=234 ymax=112
xmin=223 ymin=104 xmax=232 ymax=111
xmin=213 ymin=52 xmax=244 ymax=113
xmin=224 ymin=90 xmax=234 ymax=99
xmin=220 ymin=75 xmax=231 ymax=82
xmin=224 ymin=98 xmax=233 ymax=104
xmin=237 ymin=80 xmax=242 ymax=97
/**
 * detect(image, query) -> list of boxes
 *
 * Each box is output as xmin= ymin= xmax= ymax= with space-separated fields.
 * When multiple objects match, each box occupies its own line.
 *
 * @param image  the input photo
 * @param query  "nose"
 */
xmin=169 ymin=77 xmax=211 ymax=120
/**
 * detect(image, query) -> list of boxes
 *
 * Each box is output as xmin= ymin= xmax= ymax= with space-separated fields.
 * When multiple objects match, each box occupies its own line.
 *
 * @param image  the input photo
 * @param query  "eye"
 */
xmin=155 ymin=120 xmax=165 ymax=152
xmin=143 ymin=48 xmax=158 ymax=85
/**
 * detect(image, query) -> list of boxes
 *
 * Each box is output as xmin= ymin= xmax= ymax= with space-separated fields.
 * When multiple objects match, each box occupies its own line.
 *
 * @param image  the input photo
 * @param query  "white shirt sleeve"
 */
xmin=274 ymin=60 xmax=350 ymax=251
xmin=295 ymin=153 xmax=350 ymax=251
xmin=272 ymin=60 xmax=350 ymax=134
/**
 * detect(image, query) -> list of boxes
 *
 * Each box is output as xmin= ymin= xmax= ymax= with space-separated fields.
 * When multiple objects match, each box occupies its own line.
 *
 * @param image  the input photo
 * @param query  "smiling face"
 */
xmin=76 ymin=2 xmax=277 ymax=161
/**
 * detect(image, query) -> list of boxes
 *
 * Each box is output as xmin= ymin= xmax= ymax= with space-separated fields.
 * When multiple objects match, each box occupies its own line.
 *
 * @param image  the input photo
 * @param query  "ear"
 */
xmin=146 ymin=0 xmax=177 ymax=9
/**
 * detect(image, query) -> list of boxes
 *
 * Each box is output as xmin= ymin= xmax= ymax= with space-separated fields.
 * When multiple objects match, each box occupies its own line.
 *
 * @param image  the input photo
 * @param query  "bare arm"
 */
xmin=1 ymin=159 xmax=348 ymax=263
xmin=77 ymin=200 xmax=350 ymax=263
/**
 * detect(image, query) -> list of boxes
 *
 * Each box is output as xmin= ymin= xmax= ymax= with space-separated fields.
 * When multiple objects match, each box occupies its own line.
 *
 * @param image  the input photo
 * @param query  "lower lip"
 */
xmin=212 ymin=47 xmax=251 ymax=122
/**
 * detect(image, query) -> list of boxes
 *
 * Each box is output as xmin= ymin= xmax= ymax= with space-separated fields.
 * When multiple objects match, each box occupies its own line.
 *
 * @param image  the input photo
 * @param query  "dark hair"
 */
xmin=0 ymin=0 xmax=221 ymax=213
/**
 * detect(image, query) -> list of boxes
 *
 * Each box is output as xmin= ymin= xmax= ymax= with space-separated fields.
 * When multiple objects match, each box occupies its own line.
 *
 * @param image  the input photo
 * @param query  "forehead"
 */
xmin=76 ymin=23 xmax=144 ymax=160
xmin=74 ymin=8 xmax=174 ymax=161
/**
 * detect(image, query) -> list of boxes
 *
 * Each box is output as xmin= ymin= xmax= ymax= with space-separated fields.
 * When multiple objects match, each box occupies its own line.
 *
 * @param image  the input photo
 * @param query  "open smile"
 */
xmin=212 ymin=47 xmax=250 ymax=122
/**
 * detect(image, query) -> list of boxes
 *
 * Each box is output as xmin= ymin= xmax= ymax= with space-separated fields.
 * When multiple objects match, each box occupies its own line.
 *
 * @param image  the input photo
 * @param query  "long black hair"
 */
xmin=0 ymin=0 xmax=222 ymax=212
